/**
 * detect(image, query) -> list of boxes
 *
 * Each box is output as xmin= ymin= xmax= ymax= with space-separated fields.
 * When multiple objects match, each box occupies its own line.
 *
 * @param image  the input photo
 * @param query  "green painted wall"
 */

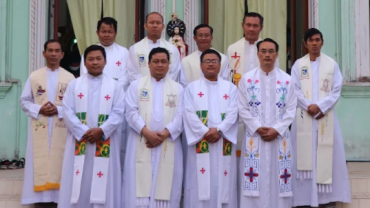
xmin=319 ymin=0 xmax=370 ymax=160
xmin=0 ymin=0 xmax=30 ymax=159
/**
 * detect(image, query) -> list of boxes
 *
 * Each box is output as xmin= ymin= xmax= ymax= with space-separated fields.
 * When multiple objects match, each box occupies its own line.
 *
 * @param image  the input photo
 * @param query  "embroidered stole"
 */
xmin=134 ymin=37 xmax=174 ymax=77
xmin=71 ymin=74 xmax=115 ymax=204
xmin=183 ymin=49 xmax=226 ymax=82
xmin=243 ymin=68 xmax=293 ymax=197
xmin=193 ymin=78 xmax=232 ymax=203
xmin=296 ymin=54 xmax=335 ymax=191
xmin=135 ymin=75 xmax=179 ymax=202
xmin=30 ymin=67 xmax=74 ymax=191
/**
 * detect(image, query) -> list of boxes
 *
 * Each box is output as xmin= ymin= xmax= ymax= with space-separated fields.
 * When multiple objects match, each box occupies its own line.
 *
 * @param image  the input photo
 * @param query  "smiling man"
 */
xmin=123 ymin=47 xmax=184 ymax=208
xmin=58 ymin=45 xmax=125 ymax=208
xmin=290 ymin=28 xmax=351 ymax=208
xmin=127 ymin=12 xmax=183 ymax=85
xmin=20 ymin=39 xmax=74 ymax=208
xmin=238 ymin=38 xmax=296 ymax=208
xmin=183 ymin=49 xmax=238 ymax=208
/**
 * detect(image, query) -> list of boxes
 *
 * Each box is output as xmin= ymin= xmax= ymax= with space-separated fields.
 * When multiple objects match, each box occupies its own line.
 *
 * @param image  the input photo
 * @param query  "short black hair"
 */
xmin=145 ymin=12 xmax=164 ymax=23
xmin=304 ymin=28 xmax=324 ymax=42
xmin=149 ymin=47 xmax=170 ymax=62
xmin=257 ymin=38 xmax=279 ymax=52
xmin=97 ymin=17 xmax=117 ymax=32
xmin=243 ymin=12 xmax=264 ymax=26
xmin=83 ymin=45 xmax=106 ymax=61
xmin=193 ymin=24 xmax=213 ymax=36
xmin=200 ymin=49 xmax=221 ymax=62
xmin=44 ymin=39 xmax=62 ymax=52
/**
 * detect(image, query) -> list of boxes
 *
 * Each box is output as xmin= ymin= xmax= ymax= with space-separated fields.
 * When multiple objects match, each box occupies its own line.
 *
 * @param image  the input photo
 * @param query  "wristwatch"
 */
xmin=217 ymin=128 xmax=223 ymax=136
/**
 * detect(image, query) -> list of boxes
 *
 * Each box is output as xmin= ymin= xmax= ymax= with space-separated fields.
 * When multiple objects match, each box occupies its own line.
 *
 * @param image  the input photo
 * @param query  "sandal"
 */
xmin=8 ymin=158 xmax=25 ymax=169
xmin=0 ymin=160 xmax=10 ymax=169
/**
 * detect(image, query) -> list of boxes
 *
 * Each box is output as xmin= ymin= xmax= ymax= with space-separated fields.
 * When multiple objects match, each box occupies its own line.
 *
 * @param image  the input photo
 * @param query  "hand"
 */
xmin=315 ymin=112 xmax=325 ymax=120
xmin=204 ymin=128 xmax=221 ymax=143
xmin=83 ymin=128 xmax=103 ymax=144
xmin=141 ymin=126 xmax=163 ymax=148
xmin=260 ymin=127 xmax=279 ymax=142
xmin=39 ymin=102 xmax=58 ymax=116
xmin=256 ymin=127 xmax=268 ymax=136
xmin=307 ymin=104 xmax=321 ymax=116
xmin=158 ymin=128 xmax=171 ymax=140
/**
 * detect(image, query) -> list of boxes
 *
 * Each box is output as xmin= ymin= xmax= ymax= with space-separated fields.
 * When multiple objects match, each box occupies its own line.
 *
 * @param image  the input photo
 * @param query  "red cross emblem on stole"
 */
xmin=280 ymin=169 xmax=291 ymax=184
xmin=76 ymin=170 xmax=80 ymax=176
xmin=231 ymin=52 xmax=240 ymax=59
xmin=105 ymin=95 xmax=111 ymax=100
xmin=78 ymin=93 xmax=84 ymax=99
xmin=97 ymin=171 xmax=104 ymax=178
xmin=200 ymin=167 xmax=206 ymax=174
xmin=224 ymin=170 xmax=228 ymax=176
xmin=116 ymin=61 xmax=121 ymax=66
xmin=223 ymin=94 xmax=229 ymax=100
xmin=198 ymin=92 xmax=204 ymax=97
xmin=245 ymin=167 xmax=259 ymax=182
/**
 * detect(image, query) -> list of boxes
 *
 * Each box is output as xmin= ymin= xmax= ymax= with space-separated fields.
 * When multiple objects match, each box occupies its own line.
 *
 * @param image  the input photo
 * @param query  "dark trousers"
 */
xmin=34 ymin=202 xmax=58 ymax=208
xmin=295 ymin=202 xmax=337 ymax=208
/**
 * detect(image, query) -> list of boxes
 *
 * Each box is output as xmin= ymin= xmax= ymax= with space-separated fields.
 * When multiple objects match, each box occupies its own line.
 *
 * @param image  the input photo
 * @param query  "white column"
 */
xmin=172 ymin=0 xmax=176 ymax=13
xmin=308 ymin=0 xmax=319 ymax=29
xmin=0 ymin=0 xmax=7 ymax=82
xmin=184 ymin=0 xmax=199 ymax=53
xmin=355 ymin=0 xmax=370 ymax=79
xmin=151 ymin=0 xmax=166 ymax=38
xmin=29 ymin=0 xmax=47 ymax=73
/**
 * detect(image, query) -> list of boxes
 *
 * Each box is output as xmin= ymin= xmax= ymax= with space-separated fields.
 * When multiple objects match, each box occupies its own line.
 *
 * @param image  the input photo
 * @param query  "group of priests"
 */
xmin=19 ymin=11 xmax=350 ymax=208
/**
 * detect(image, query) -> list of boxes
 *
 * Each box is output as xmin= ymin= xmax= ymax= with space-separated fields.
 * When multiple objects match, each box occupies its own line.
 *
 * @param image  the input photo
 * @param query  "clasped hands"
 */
xmin=256 ymin=127 xmax=279 ymax=142
xmin=83 ymin=128 xmax=103 ymax=144
xmin=141 ymin=126 xmax=170 ymax=148
xmin=203 ymin=128 xmax=221 ymax=143
xmin=307 ymin=104 xmax=325 ymax=120
xmin=39 ymin=101 xmax=58 ymax=116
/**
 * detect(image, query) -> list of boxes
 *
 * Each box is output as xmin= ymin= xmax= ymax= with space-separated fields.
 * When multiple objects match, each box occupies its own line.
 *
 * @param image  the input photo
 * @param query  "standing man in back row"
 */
xmin=127 ymin=12 xmax=183 ymax=85
xmin=80 ymin=17 xmax=129 ymax=167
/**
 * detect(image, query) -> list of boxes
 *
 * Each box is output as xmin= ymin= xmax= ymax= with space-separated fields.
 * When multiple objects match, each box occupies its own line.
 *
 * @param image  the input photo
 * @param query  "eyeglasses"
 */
xmin=202 ymin=59 xmax=220 ymax=64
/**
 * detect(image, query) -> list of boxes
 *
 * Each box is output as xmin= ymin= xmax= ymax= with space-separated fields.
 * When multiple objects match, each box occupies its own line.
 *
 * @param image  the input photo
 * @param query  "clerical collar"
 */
xmin=151 ymin=76 xmax=165 ymax=83
xmin=310 ymin=56 xmax=321 ymax=62
xmin=259 ymin=67 xmax=276 ymax=76
xmin=204 ymin=77 xmax=218 ymax=85
xmin=87 ymin=73 xmax=103 ymax=80
xmin=245 ymin=38 xmax=260 ymax=45
xmin=46 ymin=67 xmax=59 ymax=72
xmin=148 ymin=38 xmax=160 ymax=44
xmin=99 ymin=42 xmax=115 ymax=49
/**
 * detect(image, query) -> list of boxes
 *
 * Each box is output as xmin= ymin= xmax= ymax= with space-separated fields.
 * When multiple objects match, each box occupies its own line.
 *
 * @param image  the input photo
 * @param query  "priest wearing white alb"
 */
xmin=291 ymin=28 xmax=351 ymax=208
xmin=238 ymin=38 xmax=296 ymax=208
xmin=20 ymin=40 xmax=74 ymax=208
xmin=181 ymin=24 xmax=229 ymax=84
xmin=183 ymin=49 xmax=238 ymax=208
xmin=58 ymin=45 xmax=125 ymax=208
xmin=127 ymin=12 xmax=183 ymax=84
xmin=122 ymin=47 xmax=183 ymax=208
xmin=79 ymin=17 xmax=129 ymax=172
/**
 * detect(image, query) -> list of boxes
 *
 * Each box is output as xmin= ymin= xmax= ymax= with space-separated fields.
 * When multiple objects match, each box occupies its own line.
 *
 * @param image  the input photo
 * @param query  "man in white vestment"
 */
xmin=58 ymin=45 xmax=125 ymax=208
xmin=122 ymin=47 xmax=183 ymax=208
xmin=80 ymin=17 xmax=129 ymax=171
xmin=20 ymin=40 xmax=74 ymax=208
xmin=291 ymin=28 xmax=351 ymax=208
xmin=183 ymin=49 xmax=238 ymax=208
xmin=238 ymin=38 xmax=296 ymax=208
xmin=127 ymin=12 xmax=183 ymax=85
xmin=181 ymin=24 xmax=229 ymax=83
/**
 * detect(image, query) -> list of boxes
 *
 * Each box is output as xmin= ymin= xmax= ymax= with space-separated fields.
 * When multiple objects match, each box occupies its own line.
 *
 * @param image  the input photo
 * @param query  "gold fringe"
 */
xmin=34 ymin=185 xmax=47 ymax=192
xmin=45 ymin=182 xmax=60 ymax=190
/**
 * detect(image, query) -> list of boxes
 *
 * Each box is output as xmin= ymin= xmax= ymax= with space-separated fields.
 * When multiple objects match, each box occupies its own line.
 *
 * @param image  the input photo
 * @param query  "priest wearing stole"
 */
xmin=122 ymin=47 xmax=184 ymax=208
xmin=181 ymin=24 xmax=229 ymax=83
xmin=20 ymin=40 xmax=74 ymax=208
xmin=291 ymin=28 xmax=351 ymax=208
xmin=58 ymin=45 xmax=125 ymax=208
xmin=238 ymin=38 xmax=296 ymax=208
xmin=183 ymin=49 xmax=238 ymax=208
xmin=127 ymin=12 xmax=183 ymax=84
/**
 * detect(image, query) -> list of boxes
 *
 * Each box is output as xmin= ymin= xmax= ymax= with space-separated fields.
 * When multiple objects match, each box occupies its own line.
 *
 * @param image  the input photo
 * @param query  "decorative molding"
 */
xmin=29 ymin=0 xmax=47 ymax=74
xmin=184 ymin=0 xmax=198 ymax=54
xmin=341 ymin=84 xmax=370 ymax=98
xmin=151 ymin=0 xmax=166 ymax=38
xmin=308 ymin=0 xmax=319 ymax=29
xmin=0 ymin=82 xmax=12 ymax=99
xmin=0 ymin=0 xmax=7 ymax=82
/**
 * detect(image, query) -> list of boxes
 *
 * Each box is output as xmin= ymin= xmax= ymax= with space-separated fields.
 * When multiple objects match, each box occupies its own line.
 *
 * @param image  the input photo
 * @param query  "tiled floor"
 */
xmin=1 ymin=162 xmax=370 ymax=208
